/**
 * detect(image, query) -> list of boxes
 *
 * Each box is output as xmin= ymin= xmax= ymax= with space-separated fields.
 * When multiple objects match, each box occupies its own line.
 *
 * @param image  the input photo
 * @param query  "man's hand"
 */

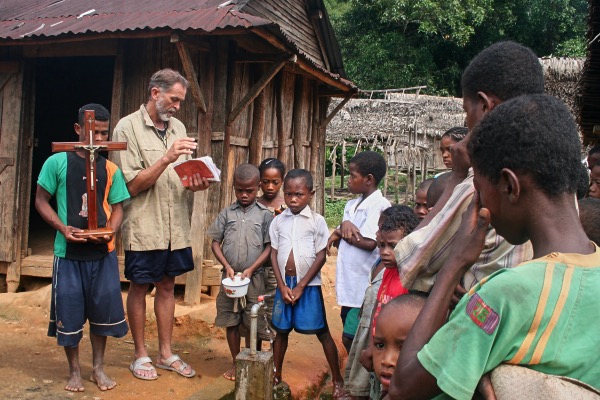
xmin=340 ymin=220 xmax=361 ymax=242
xmin=164 ymin=137 xmax=197 ymax=163
xmin=61 ymin=226 xmax=88 ymax=243
xmin=186 ymin=173 xmax=210 ymax=192
xmin=449 ymin=136 xmax=471 ymax=180
xmin=359 ymin=346 xmax=374 ymax=372
xmin=445 ymin=192 xmax=490 ymax=274
xmin=225 ymin=265 xmax=235 ymax=280
xmin=87 ymin=234 xmax=114 ymax=244
xmin=327 ymin=229 xmax=342 ymax=255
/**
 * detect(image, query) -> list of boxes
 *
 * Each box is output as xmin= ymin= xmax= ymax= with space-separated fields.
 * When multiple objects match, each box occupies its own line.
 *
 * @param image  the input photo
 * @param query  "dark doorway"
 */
xmin=28 ymin=57 xmax=114 ymax=255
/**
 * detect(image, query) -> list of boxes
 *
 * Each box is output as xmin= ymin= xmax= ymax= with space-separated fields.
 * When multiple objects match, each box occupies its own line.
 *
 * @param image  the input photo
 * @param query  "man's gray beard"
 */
xmin=156 ymin=98 xmax=171 ymax=122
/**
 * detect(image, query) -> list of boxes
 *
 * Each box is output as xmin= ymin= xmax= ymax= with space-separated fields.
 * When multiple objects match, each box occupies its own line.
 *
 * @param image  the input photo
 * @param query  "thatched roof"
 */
xmin=540 ymin=57 xmax=585 ymax=118
xmin=326 ymin=93 xmax=464 ymax=146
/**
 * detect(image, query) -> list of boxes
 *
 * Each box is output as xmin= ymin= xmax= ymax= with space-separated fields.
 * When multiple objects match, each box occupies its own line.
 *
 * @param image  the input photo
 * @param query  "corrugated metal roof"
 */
xmin=0 ymin=0 xmax=272 ymax=40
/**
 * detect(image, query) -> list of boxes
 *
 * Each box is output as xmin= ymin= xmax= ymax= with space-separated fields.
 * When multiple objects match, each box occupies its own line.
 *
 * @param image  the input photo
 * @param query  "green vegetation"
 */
xmin=325 ymin=0 xmax=588 ymax=95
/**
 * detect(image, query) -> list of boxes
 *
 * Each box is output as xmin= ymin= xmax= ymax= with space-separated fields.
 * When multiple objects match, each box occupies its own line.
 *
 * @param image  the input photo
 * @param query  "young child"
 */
xmin=257 ymin=158 xmax=287 ymax=325
xmin=372 ymin=293 xmax=427 ymax=399
xmin=439 ymin=127 xmax=468 ymax=170
xmin=270 ymin=169 xmax=347 ymax=398
xmin=579 ymin=197 xmax=600 ymax=245
xmin=344 ymin=205 xmax=414 ymax=399
xmin=35 ymin=104 xmax=129 ymax=392
xmin=207 ymin=163 xmax=273 ymax=381
xmin=327 ymin=151 xmax=391 ymax=353
xmin=426 ymin=172 xmax=452 ymax=210
xmin=387 ymin=95 xmax=600 ymax=399
xmin=258 ymin=157 xmax=286 ymax=214
xmin=414 ymin=178 xmax=434 ymax=220
xmin=589 ymin=162 xmax=600 ymax=199
xmin=587 ymin=144 xmax=600 ymax=170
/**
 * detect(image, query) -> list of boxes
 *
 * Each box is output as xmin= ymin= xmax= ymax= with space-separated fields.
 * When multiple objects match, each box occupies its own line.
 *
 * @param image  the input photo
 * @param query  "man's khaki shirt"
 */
xmin=111 ymin=105 xmax=192 ymax=251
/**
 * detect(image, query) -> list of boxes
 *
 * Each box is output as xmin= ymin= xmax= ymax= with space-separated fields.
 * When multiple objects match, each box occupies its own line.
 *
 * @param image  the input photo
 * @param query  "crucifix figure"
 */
xmin=52 ymin=110 xmax=127 ymax=238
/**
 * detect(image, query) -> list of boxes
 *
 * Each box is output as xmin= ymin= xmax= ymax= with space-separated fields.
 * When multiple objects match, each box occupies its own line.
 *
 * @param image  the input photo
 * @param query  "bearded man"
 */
xmin=111 ymin=69 xmax=209 ymax=381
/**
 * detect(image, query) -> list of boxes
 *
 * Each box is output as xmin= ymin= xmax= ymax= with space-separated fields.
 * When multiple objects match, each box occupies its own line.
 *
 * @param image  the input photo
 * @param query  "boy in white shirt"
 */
xmin=327 ymin=151 xmax=391 ymax=352
xmin=270 ymin=169 xmax=347 ymax=399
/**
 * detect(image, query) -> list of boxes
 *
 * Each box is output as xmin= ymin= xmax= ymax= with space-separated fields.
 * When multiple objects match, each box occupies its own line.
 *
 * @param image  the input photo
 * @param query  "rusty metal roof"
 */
xmin=0 ymin=0 xmax=273 ymax=40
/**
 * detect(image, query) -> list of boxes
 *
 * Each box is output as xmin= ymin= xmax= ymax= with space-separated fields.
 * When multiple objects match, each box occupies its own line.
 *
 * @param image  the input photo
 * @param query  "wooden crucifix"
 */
xmin=51 ymin=110 xmax=127 ymax=238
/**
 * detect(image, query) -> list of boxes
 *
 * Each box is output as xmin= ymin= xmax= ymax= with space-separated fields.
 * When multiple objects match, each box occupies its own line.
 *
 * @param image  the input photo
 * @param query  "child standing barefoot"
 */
xmin=270 ymin=169 xmax=348 ymax=399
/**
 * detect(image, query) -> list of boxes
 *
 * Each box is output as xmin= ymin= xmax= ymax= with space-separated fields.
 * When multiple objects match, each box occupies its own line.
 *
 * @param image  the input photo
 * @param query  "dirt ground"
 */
xmin=0 ymin=255 xmax=345 ymax=400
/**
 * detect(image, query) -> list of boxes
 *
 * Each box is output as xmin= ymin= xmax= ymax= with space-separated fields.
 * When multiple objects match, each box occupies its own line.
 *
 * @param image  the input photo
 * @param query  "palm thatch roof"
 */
xmin=540 ymin=57 xmax=585 ymax=119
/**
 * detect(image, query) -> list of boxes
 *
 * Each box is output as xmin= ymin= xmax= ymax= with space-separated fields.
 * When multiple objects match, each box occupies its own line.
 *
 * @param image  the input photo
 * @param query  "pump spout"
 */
xmin=250 ymin=295 xmax=266 ymax=356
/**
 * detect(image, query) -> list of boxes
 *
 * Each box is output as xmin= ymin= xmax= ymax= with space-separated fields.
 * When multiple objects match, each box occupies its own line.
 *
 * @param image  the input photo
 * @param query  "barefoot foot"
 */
xmin=65 ymin=372 xmax=85 ymax=392
xmin=90 ymin=369 xmax=117 ymax=391
xmin=222 ymin=366 xmax=236 ymax=381
xmin=333 ymin=381 xmax=351 ymax=400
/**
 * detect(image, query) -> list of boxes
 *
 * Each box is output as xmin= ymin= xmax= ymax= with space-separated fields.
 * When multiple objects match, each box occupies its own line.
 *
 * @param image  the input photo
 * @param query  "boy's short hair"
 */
xmin=577 ymin=163 xmax=590 ymax=200
xmin=427 ymin=172 xmax=452 ymax=208
xmin=381 ymin=205 xmax=413 ymax=219
xmin=461 ymin=41 xmax=544 ymax=101
xmin=233 ymin=163 xmax=260 ymax=184
xmin=417 ymin=178 xmax=434 ymax=193
xmin=259 ymin=158 xmax=286 ymax=178
xmin=442 ymin=127 xmax=468 ymax=142
xmin=578 ymin=198 xmax=600 ymax=244
xmin=381 ymin=291 xmax=427 ymax=314
xmin=468 ymin=94 xmax=581 ymax=197
xmin=78 ymin=103 xmax=110 ymax=126
xmin=284 ymin=169 xmax=313 ymax=191
xmin=379 ymin=208 xmax=420 ymax=237
xmin=349 ymin=151 xmax=387 ymax=185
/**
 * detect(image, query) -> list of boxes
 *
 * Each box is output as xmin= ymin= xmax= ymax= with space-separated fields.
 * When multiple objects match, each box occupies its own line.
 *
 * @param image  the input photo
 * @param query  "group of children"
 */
xmin=35 ymin=39 xmax=600 ymax=399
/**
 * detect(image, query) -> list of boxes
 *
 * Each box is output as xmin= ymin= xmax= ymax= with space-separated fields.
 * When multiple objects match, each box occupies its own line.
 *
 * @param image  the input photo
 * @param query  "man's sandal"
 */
xmin=130 ymin=356 xmax=158 ymax=381
xmin=156 ymin=354 xmax=196 ymax=378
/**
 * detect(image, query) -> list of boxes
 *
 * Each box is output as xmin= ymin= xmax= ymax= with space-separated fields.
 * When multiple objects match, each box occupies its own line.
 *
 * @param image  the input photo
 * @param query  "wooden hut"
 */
xmin=579 ymin=0 xmax=600 ymax=144
xmin=0 ymin=0 xmax=357 ymax=299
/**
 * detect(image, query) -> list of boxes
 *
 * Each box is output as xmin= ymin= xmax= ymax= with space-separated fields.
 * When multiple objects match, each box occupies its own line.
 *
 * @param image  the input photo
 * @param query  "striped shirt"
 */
xmin=418 ymin=244 xmax=600 ymax=399
xmin=395 ymin=171 xmax=533 ymax=292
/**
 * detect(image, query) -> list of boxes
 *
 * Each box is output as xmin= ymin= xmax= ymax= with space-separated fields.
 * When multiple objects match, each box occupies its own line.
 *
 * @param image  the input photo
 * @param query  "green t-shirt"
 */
xmin=418 ymin=247 xmax=600 ymax=400
xmin=37 ymin=152 xmax=130 ymax=259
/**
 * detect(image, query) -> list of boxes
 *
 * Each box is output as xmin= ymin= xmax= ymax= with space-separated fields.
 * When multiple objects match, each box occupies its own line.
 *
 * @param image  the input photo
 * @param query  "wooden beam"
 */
xmin=320 ymin=94 xmax=352 ymax=129
xmin=227 ymin=54 xmax=296 ymax=125
xmin=109 ymin=42 xmax=124 ymax=137
xmin=249 ymin=65 xmax=267 ymax=165
xmin=211 ymin=132 xmax=250 ymax=147
xmin=22 ymin=40 xmax=118 ymax=58
xmin=173 ymin=35 xmax=207 ymax=114
xmin=251 ymin=28 xmax=356 ymax=93
xmin=235 ymin=53 xmax=286 ymax=63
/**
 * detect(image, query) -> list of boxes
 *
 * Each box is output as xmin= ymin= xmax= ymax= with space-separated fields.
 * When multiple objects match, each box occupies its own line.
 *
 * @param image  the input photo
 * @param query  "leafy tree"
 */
xmin=327 ymin=0 xmax=588 ymax=95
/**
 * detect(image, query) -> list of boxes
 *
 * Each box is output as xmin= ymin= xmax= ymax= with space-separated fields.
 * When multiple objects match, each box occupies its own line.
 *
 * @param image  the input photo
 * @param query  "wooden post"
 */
xmin=340 ymin=140 xmax=346 ymax=189
xmin=292 ymin=76 xmax=305 ymax=169
xmin=394 ymin=141 xmax=400 ymax=204
xmin=219 ymin=43 xmax=237 ymax=210
xmin=249 ymin=65 xmax=267 ymax=166
xmin=330 ymin=145 xmax=337 ymax=200
xmin=276 ymin=75 xmax=286 ymax=165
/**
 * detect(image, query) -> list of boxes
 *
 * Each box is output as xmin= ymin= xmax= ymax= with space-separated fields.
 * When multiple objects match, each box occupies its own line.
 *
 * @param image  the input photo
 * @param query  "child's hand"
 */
xmin=291 ymin=285 xmax=304 ymax=304
xmin=359 ymin=346 xmax=374 ymax=372
xmin=450 ymin=283 xmax=467 ymax=310
xmin=225 ymin=265 xmax=235 ymax=280
xmin=326 ymin=230 xmax=341 ymax=255
xmin=241 ymin=270 xmax=252 ymax=280
xmin=450 ymin=136 xmax=471 ymax=179
xmin=340 ymin=221 xmax=361 ymax=243
xmin=281 ymin=286 xmax=294 ymax=304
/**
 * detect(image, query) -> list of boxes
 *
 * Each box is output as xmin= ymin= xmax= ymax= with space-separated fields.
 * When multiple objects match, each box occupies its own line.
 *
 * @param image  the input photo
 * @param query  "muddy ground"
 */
xmin=0 ymin=256 xmax=346 ymax=400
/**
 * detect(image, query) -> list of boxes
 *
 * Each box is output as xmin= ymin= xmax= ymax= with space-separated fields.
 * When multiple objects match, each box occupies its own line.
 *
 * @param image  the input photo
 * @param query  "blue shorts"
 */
xmin=48 ymin=251 xmax=128 ymax=347
xmin=272 ymin=275 xmax=328 ymax=335
xmin=124 ymin=247 xmax=194 ymax=284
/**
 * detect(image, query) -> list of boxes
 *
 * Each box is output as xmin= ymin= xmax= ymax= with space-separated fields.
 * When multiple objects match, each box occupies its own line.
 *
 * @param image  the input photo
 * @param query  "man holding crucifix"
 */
xmin=35 ymin=103 xmax=130 ymax=392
